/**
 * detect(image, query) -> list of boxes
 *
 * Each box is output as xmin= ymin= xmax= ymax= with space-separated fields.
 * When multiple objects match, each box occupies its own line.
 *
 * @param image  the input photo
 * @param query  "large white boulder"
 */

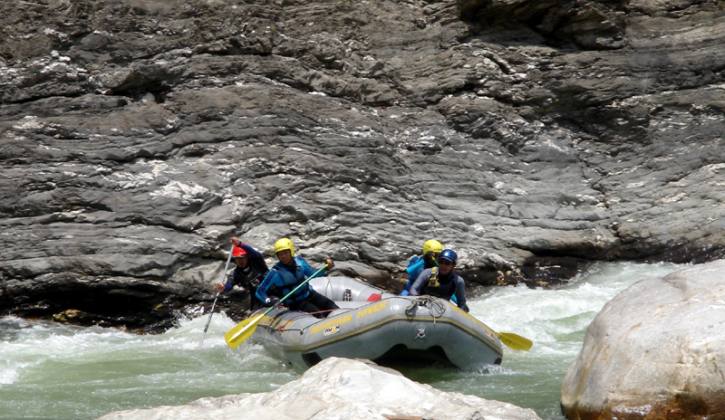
xmin=98 ymin=357 xmax=539 ymax=420
xmin=561 ymin=260 xmax=725 ymax=418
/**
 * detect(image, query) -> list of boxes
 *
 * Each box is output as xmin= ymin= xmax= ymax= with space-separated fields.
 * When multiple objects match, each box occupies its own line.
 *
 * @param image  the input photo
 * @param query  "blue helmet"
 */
xmin=438 ymin=249 xmax=457 ymax=264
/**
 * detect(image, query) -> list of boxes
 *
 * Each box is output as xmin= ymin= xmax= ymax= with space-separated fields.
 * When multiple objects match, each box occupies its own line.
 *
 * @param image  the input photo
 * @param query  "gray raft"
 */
xmin=249 ymin=276 xmax=503 ymax=370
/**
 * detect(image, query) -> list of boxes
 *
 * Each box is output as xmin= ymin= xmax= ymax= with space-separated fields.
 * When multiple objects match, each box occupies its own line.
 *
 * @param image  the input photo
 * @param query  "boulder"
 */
xmin=99 ymin=357 xmax=540 ymax=420
xmin=561 ymin=260 xmax=725 ymax=418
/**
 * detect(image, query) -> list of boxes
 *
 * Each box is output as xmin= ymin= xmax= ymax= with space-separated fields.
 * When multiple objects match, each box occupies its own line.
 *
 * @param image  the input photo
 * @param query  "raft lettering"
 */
xmin=323 ymin=325 xmax=340 ymax=336
xmin=310 ymin=314 xmax=353 ymax=335
xmin=356 ymin=301 xmax=387 ymax=319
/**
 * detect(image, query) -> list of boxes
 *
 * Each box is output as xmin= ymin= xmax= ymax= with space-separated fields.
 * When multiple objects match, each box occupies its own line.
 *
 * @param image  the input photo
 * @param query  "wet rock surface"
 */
xmin=0 ymin=0 xmax=723 ymax=329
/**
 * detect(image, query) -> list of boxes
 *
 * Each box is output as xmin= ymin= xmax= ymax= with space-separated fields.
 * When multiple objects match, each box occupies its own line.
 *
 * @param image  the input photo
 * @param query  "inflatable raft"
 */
xmin=248 ymin=276 xmax=503 ymax=370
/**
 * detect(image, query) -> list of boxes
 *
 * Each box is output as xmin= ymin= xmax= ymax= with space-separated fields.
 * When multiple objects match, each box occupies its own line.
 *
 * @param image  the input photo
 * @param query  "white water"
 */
xmin=0 ymin=261 xmax=685 ymax=420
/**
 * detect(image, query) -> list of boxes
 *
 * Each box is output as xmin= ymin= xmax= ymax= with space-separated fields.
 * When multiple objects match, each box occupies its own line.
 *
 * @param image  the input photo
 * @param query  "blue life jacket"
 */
xmin=256 ymin=256 xmax=315 ymax=304
xmin=400 ymin=255 xmax=425 ymax=296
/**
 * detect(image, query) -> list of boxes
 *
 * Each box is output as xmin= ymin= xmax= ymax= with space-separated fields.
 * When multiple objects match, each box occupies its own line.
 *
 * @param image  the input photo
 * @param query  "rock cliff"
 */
xmin=1 ymin=0 xmax=723 ymax=328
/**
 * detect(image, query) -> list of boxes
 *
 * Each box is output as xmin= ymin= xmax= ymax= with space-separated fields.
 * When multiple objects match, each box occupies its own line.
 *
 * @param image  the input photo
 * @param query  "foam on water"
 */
xmin=0 ymin=364 xmax=20 ymax=385
xmin=471 ymin=261 xmax=684 ymax=353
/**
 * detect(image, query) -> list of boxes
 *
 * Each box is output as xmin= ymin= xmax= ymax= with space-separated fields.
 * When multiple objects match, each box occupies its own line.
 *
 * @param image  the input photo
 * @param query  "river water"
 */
xmin=0 ymin=261 xmax=685 ymax=420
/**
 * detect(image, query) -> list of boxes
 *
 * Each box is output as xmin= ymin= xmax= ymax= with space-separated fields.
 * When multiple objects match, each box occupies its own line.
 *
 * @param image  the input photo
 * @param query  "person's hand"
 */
xmin=230 ymin=236 xmax=241 ymax=246
xmin=399 ymin=273 xmax=408 ymax=284
xmin=264 ymin=297 xmax=280 ymax=307
xmin=325 ymin=256 xmax=334 ymax=271
xmin=214 ymin=283 xmax=225 ymax=293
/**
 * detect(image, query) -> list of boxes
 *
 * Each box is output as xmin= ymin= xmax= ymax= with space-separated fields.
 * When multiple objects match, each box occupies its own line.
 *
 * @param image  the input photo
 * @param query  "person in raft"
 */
xmin=409 ymin=248 xmax=470 ymax=312
xmin=255 ymin=237 xmax=339 ymax=318
xmin=400 ymin=239 xmax=444 ymax=296
xmin=215 ymin=237 xmax=269 ymax=310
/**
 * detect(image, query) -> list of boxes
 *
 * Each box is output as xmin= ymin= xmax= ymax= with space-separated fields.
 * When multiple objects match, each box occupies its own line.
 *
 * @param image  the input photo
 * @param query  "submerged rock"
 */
xmin=561 ymin=260 xmax=725 ymax=419
xmin=98 ymin=357 xmax=540 ymax=420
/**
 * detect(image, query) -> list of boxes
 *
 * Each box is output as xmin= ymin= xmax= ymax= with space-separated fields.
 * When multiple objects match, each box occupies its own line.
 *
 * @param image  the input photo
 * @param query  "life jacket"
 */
xmin=425 ymin=267 xmax=456 ymax=299
xmin=429 ymin=267 xmax=440 ymax=288
xmin=405 ymin=254 xmax=437 ymax=291
xmin=232 ymin=265 xmax=264 ymax=288
xmin=270 ymin=259 xmax=311 ymax=303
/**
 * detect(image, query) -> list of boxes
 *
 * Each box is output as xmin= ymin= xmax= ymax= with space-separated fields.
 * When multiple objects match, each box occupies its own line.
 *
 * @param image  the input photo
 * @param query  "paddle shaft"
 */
xmin=227 ymin=265 xmax=327 ymax=343
xmin=203 ymin=244 xmax=234 ymax=334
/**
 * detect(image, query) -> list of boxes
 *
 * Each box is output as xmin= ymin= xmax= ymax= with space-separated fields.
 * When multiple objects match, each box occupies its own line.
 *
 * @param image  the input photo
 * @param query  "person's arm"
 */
xmin=222 ymin=270 xmax=235 ymax=293
xmin=297 ymin=256 xmax=333 ymax=278
xmin=399 ymin=275 xmax=410 ymax=296
xmin=402 ymin=259 xmax=424 ymax=294
xmin=255 ymin=270 xmax=277 ymax=305
xmin=294 ymin=257 xmax=313 ymax=278
xmin=232 ymin=240 xmax=269 ymax=282
xmin=409 ymin=269 xmax=431 ymax=296
xmin=215 ymin=269 xmax=235 ymax=293
xmin=239 ymin=243 xmax=268 ymax=271
xmin=454 ymin=275 xmax=469 ymax=312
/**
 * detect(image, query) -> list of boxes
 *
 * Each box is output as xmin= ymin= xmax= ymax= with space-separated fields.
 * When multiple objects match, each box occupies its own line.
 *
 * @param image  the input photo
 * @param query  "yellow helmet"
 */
xmin=274 ymin=237 xmax=295 ymax=256
xmin=422 ymin=239 xmax=443 ymax=256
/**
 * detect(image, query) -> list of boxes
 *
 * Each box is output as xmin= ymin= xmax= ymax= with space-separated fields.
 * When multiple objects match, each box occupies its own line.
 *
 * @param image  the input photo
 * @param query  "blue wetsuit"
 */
xmin=256 ymin=256 xmax=338 ymax=317
xmin=256 ymin=256 xmax=318 ymax=304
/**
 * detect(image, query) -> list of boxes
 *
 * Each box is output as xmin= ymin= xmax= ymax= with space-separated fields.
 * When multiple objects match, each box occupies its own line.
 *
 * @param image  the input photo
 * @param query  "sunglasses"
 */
xmin=438 ymin=260 xmax=454 ymax=266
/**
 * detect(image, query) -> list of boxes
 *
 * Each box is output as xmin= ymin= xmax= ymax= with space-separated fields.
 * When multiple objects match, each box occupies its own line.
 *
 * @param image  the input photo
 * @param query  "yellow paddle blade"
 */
xmin=223 ymin=266 xmax=327 ymax=350
xmin=224 ymin=313 xmax=265 ymax=349
xmin=496 ymin=331 xmax=533 ymax=351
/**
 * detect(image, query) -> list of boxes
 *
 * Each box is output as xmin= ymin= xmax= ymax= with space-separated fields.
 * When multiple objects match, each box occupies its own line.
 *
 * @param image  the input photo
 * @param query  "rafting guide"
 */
xmin=409 ymin=248 xmax=469 ymax=312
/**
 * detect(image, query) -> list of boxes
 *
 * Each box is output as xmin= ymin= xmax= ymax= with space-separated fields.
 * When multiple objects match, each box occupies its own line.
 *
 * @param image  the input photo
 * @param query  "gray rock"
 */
xmin=561 ymin=260 xmax=725 ymax=418
xmin=98 ymin=357 xmax=541 ymax=420
xmin=0 ymin=0 xmax=723 ymax=328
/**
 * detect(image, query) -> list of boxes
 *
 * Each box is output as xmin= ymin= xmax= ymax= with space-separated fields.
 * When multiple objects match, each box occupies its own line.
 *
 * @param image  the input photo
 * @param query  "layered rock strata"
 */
xmin=0 ymin=0 xmax=723 ymax=328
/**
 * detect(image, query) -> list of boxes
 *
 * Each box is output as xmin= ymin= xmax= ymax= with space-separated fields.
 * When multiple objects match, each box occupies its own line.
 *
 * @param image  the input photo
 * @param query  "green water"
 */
xmin=0 ymin=262 xmax=683 ymax=419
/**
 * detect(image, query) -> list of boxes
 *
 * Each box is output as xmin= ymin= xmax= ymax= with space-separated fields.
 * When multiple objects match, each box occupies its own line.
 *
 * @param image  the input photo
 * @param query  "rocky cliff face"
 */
xmin=1 ymin=0 xmax=723 ymax=329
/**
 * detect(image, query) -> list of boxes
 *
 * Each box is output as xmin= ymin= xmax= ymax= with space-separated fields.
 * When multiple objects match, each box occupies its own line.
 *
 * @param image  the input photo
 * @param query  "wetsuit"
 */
xmin=256 ymin=256 xmax=338 ymax=318
xmin=400 ymin=254 xmax=437 ymax=296
xmin=222 ymin=243 xmax=268 ymax=309
xmin=410 ymin=267 xmax=469 ymax=312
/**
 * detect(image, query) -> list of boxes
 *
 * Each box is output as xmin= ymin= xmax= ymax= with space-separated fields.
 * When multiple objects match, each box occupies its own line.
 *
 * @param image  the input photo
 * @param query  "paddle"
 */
xmin=495 ymin=331 xmax=533 ymax=351
xmin=201 ymin=244 xmax=234 ymax=343
xmin=224 ymin=265 xmax=327 ymax=349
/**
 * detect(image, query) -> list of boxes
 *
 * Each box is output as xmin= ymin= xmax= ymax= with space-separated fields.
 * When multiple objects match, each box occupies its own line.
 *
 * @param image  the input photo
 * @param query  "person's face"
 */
xmin=234 ymin=256 xmax=248 ymax=268
xmin=277 ymin=249 xmax=293 ymax=265
xmin=438 ymin=259 xmax=454 ymax=275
